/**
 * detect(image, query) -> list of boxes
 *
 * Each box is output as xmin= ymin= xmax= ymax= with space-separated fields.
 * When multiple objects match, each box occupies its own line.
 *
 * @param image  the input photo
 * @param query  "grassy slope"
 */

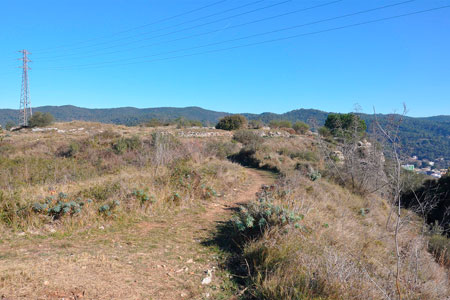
xmin=0 ymin=123 xmax=448 ymax=299
xmin=220 ymin=134 xmax=449 ymax=299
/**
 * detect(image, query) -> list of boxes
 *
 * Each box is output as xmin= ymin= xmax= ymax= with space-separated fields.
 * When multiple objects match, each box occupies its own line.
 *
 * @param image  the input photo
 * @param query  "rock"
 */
xmin=201 ymin=269 xmax=213 ymax=285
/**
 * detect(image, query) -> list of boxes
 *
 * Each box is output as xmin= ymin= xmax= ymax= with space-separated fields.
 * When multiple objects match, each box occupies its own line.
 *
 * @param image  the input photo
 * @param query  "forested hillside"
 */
xmin=1 ymin=105 xmax=449 ymax=166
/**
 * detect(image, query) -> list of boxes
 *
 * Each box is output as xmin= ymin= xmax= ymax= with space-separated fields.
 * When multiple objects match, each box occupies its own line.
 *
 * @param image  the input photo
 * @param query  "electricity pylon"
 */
xmin=19 ymin=49 xmax=32 ymax=126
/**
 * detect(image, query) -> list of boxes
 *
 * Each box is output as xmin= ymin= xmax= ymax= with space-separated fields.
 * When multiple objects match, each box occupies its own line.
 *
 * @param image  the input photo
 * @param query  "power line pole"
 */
xmin=19 ymin=49 xmax=32 ymax=126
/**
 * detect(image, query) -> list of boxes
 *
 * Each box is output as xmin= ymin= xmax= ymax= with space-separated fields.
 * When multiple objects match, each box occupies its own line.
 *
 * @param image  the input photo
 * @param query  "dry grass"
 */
xmin=1 ymin=123 xmax=448 ymax=299
xmin=0 ymin=121 xmax=269 ymax=299
xmin=236 ymin=171 xmax=449 ymax=299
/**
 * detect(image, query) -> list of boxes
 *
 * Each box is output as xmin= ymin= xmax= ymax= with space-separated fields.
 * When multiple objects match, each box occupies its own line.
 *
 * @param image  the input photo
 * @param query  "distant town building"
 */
xmin=402 ymin=164 xmax=415 ymax=171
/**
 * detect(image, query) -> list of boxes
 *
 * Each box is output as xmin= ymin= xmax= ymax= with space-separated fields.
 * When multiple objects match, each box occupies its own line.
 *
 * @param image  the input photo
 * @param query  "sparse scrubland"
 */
xmin=0 ymin=119 xmax=448 ymax=299
xmin=0 ymin=122 xmax=243 ymax=233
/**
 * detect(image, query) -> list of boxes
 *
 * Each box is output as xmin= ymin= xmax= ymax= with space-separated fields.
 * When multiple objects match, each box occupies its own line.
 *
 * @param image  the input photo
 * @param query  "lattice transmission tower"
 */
xmin=18 ymin=49 xmax=32 ymax=126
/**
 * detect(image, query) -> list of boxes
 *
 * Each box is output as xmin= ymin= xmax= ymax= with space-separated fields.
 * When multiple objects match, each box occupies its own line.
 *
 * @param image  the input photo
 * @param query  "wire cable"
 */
xmin=40 ymin=5 xmax=450 ymax=71
xmin=34 ymin=0 xmax=342 ymax=62
xmin=33 ymin=0 xmax=229 ymax=53
xmin=38 ymin=0 xmax=417 ymax=69
xmin=33 ymin=0 xmax=292 ymax=56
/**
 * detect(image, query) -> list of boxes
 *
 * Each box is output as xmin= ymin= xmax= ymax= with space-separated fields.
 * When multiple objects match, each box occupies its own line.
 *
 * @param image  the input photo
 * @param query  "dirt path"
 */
xmin=0 ymin=168 xmax=275 ymax=300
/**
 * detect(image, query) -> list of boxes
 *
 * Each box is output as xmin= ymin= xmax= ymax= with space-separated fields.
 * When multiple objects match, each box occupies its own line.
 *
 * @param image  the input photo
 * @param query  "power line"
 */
xmin=34 ymin=0 xmax=342 ymax=62
xmin=40 ymin=4 xmax=450 ymax=71
xmin=33 ymin=0 xmax=292 ymax=57
xmin=38 ymin=0 xmax=417 ymax=69
xmin=33 ymin=0 xmax=229 ymax=53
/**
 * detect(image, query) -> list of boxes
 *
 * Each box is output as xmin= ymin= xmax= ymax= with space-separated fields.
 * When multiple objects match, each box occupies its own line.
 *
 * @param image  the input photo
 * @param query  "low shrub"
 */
xmin=79 ymin=182 xmax=121 ymax=201
xmin=31 ymin=192 xmax=85 ymax=220
xmin=269 ymin=120 xmax=292 ymax=129
xmin=292 ymin=121 xmax=309 ymax=134
xmin=112 ymin=136 xmax=142 ymax=154
xmin=248 ymin=119 xmax=264 ymax=129
xmin=98 ymin=200 xmax=120 ymax=216
xmin=232 ymin=187 xmax=303 ymax=237
xmin=132 ymin=189 xmax=156 ymax=205
xmin=429 ymin=234 xmax=450 ymax=266
xmin=205 ymin=140 xmax=238 ymax=159
xmin=232 ymin=130 xmax=264 ymax=150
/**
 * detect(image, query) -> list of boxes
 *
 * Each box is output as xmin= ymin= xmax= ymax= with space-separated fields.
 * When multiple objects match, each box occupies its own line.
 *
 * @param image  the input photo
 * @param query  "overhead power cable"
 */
xmin=33 ymin=0 xmax=229 ymax=53
xmin=34 ymin=0 xmax=342 ymax=62
xmin=38 ymin=0 xmax=417 ymax=69
xmin=40 ymin=4 xmax=450 ymax=71
xmin=33 ymin=0 xmax=292 ymax=56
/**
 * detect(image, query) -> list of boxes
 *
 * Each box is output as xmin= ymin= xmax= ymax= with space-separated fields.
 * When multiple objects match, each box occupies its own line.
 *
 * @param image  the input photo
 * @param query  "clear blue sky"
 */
xmin=0 ymin=0 xmax=449 ymax=116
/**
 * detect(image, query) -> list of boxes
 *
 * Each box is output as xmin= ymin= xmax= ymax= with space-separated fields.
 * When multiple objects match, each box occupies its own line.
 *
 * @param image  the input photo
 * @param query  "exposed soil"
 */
xmin=0 ymin=168 xmax=275 ymax=300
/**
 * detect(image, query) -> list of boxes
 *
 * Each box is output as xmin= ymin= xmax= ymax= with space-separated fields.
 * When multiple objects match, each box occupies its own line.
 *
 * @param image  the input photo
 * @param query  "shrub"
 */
xmin=233 ymin=130 xmax=264 ymax=149
xmin=58 ymin=141 xmax=80 ymax=157
xmin=205 ymin=140 xmax=238 ymax=159
xmin=5 ymin=122 xmax=15 ymax=131
xmin=98 ymin=200 xmax=120 ymax=216
xmin=429 ymin=234 xmax=450 ymax=266
xmin=215 ymin=115 xmax=247 ymax=131
xmin=28 ymin=112 xmax=54 ymax=128
xmin=289 ymin=150 xmax=318 ymax=162
xmin=132 ymin=189 xmax=156 ymax=205
xmin=324 ymin=113 xmax=366 ymax=137
xmin=112 ymin=136 xmax=142 ymax=154
xmin=142 ymin=118 xmax=171 ymax=127
xmin=292 ymin=121 xmax=309 ymax=134
xmin=269 ymin=120 xmax=292 ymax=129
xmin=174 ymin=117 xmax=203 ymax=128
xmin=80 ymin=182 xmax=121 ymax=201
xmin=318 ymin=126 xmax=331 ymax=137
xmin=232 ymin=189 xmax=303 ymax=236
xmin=248 ymin=119 xmax=264 ymax=129
xmin=31 ymin=192 xmax=85 ymax=219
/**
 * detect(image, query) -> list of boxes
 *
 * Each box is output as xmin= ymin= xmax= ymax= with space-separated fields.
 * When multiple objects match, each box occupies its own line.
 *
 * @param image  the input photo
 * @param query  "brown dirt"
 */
xmin=0 ymin=168 xmax=275 ymax=300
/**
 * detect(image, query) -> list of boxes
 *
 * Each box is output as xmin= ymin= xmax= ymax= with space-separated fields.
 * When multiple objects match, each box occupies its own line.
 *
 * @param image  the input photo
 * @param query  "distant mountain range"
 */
xmin=1 ymin=105 xmax=449 ymax=167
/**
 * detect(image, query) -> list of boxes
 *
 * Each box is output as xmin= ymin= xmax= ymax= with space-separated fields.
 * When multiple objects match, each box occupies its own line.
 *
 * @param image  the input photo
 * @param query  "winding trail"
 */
xmin=0 ymin=168 xmax=275 ymax=300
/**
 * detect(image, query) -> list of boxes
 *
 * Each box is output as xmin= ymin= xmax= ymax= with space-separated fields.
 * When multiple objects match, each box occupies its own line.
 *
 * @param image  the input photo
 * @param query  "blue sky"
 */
xmin=0 ymin=0 xmax=449 ymax=116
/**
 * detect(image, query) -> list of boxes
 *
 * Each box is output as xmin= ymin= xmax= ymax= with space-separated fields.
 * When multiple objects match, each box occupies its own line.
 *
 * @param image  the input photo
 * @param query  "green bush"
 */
xmin=132 ymin=189 xmax=156 ymax=205
xmin=292 ymin=121 xmax=309 ymax=134
xmin=31 ymin=192 xmax=85 ymax=220
xmin=28 ymin=112 xmax=54 ymax=128
xmin=215 ymin=115 xmax=247 ymax=131
xmin=143 ymin=118 xmax=171 ymax=127
xmin=289 ymin=150 xmax=318 ymax=162
xmin=324 ymin=113 xmax=366 ymax=137
xmin=174 ymin=117 xmax=203 ymax=128
xmin=318 ymin=126 xmax=331 ymax=137
xmin=232 ymin=188 xmax=303 ymax=235
xmin=112 ymin=136 xmax=142 ymax=154
xmin=98 ymin=200 xmax=120 ymax=216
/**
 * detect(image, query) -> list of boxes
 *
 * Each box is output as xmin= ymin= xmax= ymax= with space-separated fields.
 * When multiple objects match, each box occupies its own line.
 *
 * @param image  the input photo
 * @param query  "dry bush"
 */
xmin=234 ymin=173 xmax=449 ymax=299
xmin=0 ymin=125 xmax=246 ymax=234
